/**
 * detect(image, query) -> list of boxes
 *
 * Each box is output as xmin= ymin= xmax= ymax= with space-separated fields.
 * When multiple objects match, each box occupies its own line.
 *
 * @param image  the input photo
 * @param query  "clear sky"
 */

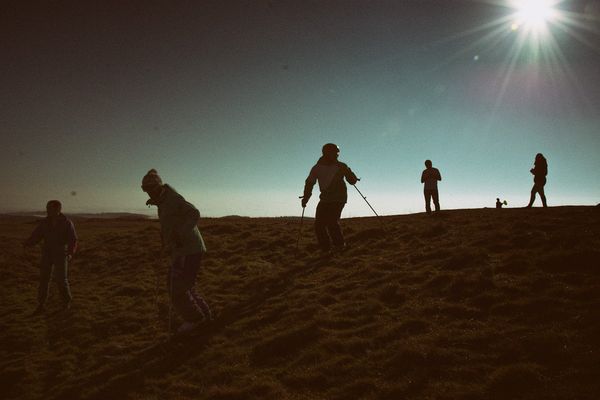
xmin=2 ymin=1 xmax=599 ymax=217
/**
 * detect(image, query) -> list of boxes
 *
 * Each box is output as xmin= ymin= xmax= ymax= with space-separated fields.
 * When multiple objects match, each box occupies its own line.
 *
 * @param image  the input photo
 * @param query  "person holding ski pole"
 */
xmin=302 ymin=143 xmax=358 ymax=254
xmin=142 ymin=169 xmax=212 ymax=335
xmin=421 ymin=159 xmax=442 ymax=214
xmin=23 ymin=200 xmax=77 ymax=315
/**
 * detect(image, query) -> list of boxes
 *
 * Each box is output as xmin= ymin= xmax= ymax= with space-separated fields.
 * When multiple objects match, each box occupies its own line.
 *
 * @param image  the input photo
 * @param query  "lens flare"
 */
xmin=426 ymin=0 xmax=598 ymax=130
xmin=515 ymin=0 xmax=557 ymax=27
xmin=510 ymin=0 xmax=559 ymax=34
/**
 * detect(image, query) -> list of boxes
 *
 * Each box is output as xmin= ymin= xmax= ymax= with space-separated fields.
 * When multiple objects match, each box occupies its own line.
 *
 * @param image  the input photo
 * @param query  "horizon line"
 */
xmin=2 ymin=204 xmax=598 ymax=220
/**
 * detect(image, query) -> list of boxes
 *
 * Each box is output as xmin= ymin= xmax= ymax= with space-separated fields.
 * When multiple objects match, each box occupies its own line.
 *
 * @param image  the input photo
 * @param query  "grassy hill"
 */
xmin=1 ymin=207 xmax=599 ymax=399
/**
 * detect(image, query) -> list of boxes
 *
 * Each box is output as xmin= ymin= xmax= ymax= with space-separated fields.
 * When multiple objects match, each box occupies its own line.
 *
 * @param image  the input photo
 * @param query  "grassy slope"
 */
xmin=1 ymin=207 xmax=599 ymax=400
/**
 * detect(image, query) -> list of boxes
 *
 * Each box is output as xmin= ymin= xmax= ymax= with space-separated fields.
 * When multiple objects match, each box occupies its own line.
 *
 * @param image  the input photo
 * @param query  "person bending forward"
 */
xmin=142 ymin=169 xmax=212 ymax=334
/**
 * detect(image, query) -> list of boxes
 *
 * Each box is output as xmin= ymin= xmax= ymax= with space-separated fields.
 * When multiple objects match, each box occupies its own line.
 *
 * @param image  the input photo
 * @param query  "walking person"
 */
xmin=23 ymin=200 xmax=77 ymax=315
xmin=302 ymin=143 xmax=358 ymax=254
xmin=421 ymin=159 xmax=442 ymax=214
xmin=142 ymin=169 xmax=212 ymax=334
xmin=526 ymin=153 xmax=548 ymax=207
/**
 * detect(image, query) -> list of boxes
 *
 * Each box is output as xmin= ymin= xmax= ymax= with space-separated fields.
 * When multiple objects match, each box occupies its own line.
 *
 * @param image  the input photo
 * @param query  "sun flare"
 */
xmin=511 ymin=0 xmax=559 ymax=33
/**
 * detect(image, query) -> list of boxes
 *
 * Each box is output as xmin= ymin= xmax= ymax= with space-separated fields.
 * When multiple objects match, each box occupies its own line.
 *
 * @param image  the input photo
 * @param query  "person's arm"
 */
xmin=66 ymin=220 xmax=78 ymax=256
xmin=344 ymin=165 xmax=358 ymax=185
xmin=302 ymin=166 xmax=317 ymax=207
xmin=174 ymin=199 xmax=200 ymax=245
xmin=23 ymin=221 xmax=44 ymax=247
xmin=437 ymin=169 xmax=442 ymax=181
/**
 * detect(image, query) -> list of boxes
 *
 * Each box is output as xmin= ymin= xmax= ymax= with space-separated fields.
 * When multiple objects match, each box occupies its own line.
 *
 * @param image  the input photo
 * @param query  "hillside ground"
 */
xmin=1 ymin=206 xmax=599 ymax=399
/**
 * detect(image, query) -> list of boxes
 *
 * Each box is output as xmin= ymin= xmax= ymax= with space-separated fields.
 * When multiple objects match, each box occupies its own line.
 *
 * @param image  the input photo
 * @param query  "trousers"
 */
xmin=528 ymin=183 xmax=547 ymax=207
xmin=315 ymin=201 xmax=345 ymax=250
xmin=168 ymin=252 xmax=212 ymax=322
xmin=424 ymin=189 xmax=440 ymax=213
xmin=38 ymin=251 xmax=72 ymax=305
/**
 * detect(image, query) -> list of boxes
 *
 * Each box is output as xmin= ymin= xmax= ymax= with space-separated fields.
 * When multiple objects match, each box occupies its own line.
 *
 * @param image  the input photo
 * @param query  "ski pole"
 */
xmin=168 ymin=262 xmax=174 ymax=337
xmin=152 ymin=253 xmax=163 ymax=337
xmin=352 ymin=181 xmax=385 ymax=227
xmin=296 ymin=196 xmax=306 ymax=251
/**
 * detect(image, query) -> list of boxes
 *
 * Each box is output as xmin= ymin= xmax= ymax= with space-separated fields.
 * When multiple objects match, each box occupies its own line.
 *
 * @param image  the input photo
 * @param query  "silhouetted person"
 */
xmin=23 ymin=200 xmax=77 ymax=315
xmin=302 ymin=143 xmax=358 ymax=253
xmin=496 ymin=198 xmax=502 ymax=208
xmin=421 ymin=160 xmax=442 ymax=214
xmin=142 ymin=169 xmax=212 ymax=334
xmin=526 ymin=153 xmax=548 ymax=208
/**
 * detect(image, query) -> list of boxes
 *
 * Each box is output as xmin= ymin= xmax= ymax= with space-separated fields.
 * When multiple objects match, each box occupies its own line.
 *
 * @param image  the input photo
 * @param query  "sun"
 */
xmin=511 ymin=0 xmax=559 ymax=32
xmin=428 ymin=0 xmax=597 ymax=126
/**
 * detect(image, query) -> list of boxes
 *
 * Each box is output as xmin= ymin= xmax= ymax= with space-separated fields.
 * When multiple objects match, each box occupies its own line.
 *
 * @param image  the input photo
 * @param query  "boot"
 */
xmin=177 ymin=320 xmax=203 ymax=335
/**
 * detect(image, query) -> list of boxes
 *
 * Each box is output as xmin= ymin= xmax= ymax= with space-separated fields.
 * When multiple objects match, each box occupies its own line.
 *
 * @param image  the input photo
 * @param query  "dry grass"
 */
xmin=1 ymin=206 xmax=599 ymax=399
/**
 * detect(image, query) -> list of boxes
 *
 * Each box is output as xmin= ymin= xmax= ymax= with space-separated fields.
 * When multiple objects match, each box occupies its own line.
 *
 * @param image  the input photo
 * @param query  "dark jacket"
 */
xmin=25 ymin=214 xmax=77 ymax=256
xmin=532 ymin=159 xmax=548 ymax=185
xmin=304 ymin=158 xmax=358 ymax=203
xmin=421 ymin=167 xmax=442 ymax=191
xmin=149 ymin=184 xmax=206 ymax=257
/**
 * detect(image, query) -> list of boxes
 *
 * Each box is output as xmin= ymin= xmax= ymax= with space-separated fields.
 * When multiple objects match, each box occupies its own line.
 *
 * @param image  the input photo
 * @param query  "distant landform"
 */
xmin=0 ymin=212 xmax=151 ymax=219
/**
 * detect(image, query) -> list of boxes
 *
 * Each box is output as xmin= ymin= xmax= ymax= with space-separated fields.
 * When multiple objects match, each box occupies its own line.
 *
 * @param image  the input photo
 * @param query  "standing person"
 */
xmin=302 ymin=143 xmax=358 ymax=253
xmin=142 ymin=169 xmax=212 ymax=334
xmin=421 ymin=159 xmax=442 ymax=214
xmin=527 ymin=153 xmax=548 ymax=208
xmin=23 ymin=200 xmax=77 ymax=315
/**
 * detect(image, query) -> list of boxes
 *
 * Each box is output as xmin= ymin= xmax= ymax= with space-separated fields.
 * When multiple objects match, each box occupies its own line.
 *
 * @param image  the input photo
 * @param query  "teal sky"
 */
xmin=2 ymin=1 xmax=599 ymax=217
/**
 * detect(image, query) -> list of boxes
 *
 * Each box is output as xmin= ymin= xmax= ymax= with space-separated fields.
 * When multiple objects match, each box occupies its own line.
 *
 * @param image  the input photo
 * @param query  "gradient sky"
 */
xmin=2 ymin=0 xmax=599 ymax=217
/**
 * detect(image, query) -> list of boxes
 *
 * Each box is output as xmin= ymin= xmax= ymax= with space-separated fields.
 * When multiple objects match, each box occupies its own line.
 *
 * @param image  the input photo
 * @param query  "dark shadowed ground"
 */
xmin=1 ymin=207 xmax=599 ymax=399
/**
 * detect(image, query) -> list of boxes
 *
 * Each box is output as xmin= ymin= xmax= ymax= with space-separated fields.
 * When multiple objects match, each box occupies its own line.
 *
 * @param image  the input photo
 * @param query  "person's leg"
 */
xmin=539 ymin=185 xmax=547 ymax=207
xmin=424 ymin=190 xmax=432 ymax=214
xmin=168 ymin=253 xmax=209 ymax=323
xmin=314 ymin=201 xmax=331 ymax=251
xmin=432 ymin=190 xmax=440 ymax=212
xmin=527 ymin=186 xmax=537 ymax=207
xmin=37 ymin=253 xmax=53 ymax=308
xmin=326 ymin=203 xmax=346 ymax=248
xmin=53 ymin=253 xmax=72 ymax=306
xmin=184 ymin=253 xmax=212 ymax=321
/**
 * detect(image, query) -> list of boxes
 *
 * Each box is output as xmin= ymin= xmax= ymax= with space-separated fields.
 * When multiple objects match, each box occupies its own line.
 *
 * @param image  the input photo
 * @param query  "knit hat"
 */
xmin=141 ymin=169 xmax=163 ymax=189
